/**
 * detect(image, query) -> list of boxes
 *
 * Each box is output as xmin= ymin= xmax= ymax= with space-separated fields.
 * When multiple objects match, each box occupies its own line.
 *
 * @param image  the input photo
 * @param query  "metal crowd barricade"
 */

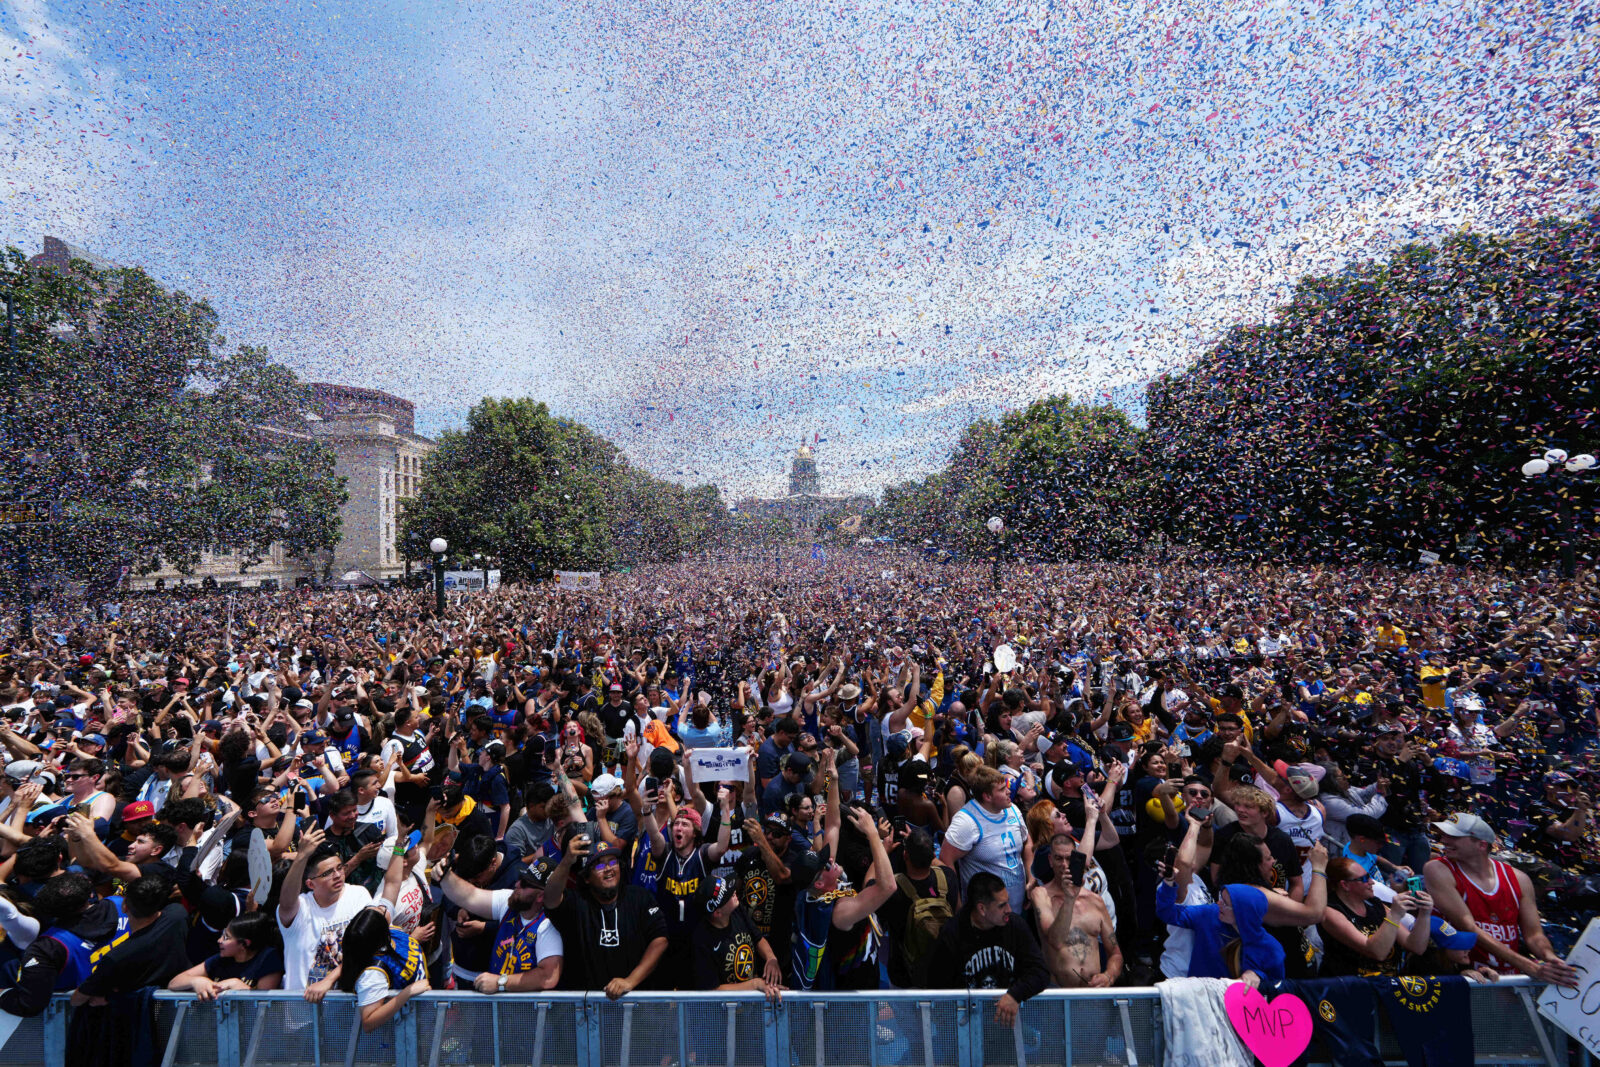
xmin=27 ymin=979 xmax=1571 ymax=1067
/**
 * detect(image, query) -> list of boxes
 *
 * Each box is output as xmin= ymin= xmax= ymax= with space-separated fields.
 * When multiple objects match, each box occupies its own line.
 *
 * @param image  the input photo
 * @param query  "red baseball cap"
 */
xmin=122 ymin=801 xmax=156 ymax=822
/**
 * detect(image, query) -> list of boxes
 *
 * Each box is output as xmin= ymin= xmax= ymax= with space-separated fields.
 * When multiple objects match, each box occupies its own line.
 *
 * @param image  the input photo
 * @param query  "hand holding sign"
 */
xmin=1224 ymin=983 xmax=1312 ymax=1067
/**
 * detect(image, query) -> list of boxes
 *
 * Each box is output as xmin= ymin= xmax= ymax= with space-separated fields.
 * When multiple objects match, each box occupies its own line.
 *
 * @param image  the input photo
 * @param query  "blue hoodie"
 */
xmin=1156 ymin=881 xmax=1285 ymax=983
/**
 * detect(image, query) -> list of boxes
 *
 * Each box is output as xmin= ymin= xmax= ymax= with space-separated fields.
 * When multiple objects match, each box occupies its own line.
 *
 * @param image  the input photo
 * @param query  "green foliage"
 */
xmin=865 ymin=399 xmax=1152 ymax=561
xmin=0 ymin=248 xmax=346 ymax=583
xmin=870 ymin=211 xmax=1599 ymax=569
xmin=1145 ymin=212 xmax=1599 ymax=566
xmin=399 ymin=397 xmax=727 ymax=576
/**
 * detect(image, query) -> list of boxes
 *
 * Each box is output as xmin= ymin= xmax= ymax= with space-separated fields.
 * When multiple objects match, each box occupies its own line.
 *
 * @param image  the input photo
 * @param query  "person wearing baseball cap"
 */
xmin=544 ymin=822 xmax=668 ymax=997
xmin=690 ymin=877 xmax=783 ymax=1000
xmin=789 ymin=769 xmax=895 ymax=991
xmin=1423 ymin=812 xmax=1579 ymax=986
xmin=439 ymin=857 xmax=564 ymax=993
xmin=642 ymin=777 xmax=738 ymax=982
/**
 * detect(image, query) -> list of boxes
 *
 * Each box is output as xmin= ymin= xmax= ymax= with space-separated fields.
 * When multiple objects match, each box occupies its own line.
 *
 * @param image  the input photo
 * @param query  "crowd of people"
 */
xmin=0 ymin=550 xmax=1594 ymax=1052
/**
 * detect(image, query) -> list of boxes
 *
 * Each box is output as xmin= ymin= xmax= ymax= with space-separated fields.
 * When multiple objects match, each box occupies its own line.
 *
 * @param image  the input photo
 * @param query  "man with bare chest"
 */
xmin=1029 ymin=834 xmax=1123 ymax=988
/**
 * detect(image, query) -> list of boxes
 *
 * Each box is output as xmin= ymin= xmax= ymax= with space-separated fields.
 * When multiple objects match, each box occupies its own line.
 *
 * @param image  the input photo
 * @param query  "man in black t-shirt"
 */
xmin=691 ymin=877 xmax=782 ymax=996
xmin=545 ymin=837 xmax=668 ymax=997
xmin=387 ymin=708 xmax=435 ymax=824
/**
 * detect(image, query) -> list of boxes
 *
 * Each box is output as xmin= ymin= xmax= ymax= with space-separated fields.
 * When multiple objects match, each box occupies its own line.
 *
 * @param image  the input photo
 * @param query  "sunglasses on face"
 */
xmin=591 ymin=858 xmax=620 ymax=872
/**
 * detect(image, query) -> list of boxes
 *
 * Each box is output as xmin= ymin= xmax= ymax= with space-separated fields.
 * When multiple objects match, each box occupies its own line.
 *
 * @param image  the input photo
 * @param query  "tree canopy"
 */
xmin=0 ymin=248 xmax=345 ymax=585
xmin=399 ymin=397 xmax=728 ymax=577
xmin=861 ymin=211 xmax=1600 ymax=570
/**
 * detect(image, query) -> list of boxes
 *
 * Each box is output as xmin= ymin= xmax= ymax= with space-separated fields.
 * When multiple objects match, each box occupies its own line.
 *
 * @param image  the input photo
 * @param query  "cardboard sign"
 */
xmin=1539 ymin=918 xmax=1600 ymax=1055
xmin=1224 ymin=984 xmax=1313 ymax=1067
xmin=687 ymin=747 xmax=751 ymax=782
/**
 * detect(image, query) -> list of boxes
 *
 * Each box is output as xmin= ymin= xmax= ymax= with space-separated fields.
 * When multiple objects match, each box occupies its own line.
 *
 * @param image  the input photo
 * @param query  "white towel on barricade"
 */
xmin=1159 ymin=977 xmax=1253 ymax=1067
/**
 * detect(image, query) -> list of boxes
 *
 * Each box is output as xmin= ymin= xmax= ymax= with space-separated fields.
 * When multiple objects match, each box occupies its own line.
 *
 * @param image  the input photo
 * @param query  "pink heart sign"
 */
xmin=1223 ymin=983 xmax=1313 ymax=1067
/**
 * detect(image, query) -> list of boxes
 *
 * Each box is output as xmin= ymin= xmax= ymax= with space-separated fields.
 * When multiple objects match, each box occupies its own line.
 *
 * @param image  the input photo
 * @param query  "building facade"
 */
xmin=738 ymin=443 xmax=871 ymax=538
xmin=129 ymin=385 xmax=435 ymax=590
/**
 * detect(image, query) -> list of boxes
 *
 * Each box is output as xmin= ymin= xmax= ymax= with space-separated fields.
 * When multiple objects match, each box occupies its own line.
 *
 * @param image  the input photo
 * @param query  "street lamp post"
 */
xmin=430 ymin=537 xmax=448 ymax=617
xmin=987 ymin=515 xmax=1005 ymax=590
xmin=1521 ymin=450 xmax=1595 ymax=579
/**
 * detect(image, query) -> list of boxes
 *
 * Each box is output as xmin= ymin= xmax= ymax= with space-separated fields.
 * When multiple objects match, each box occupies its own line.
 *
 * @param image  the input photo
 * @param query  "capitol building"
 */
xmin=735 ymin=443 xmax=872 ymax=537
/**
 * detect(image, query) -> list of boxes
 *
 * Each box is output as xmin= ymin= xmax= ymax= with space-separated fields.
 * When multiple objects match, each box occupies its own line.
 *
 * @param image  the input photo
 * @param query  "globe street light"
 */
xmin=429 ymin=537 xmax=448 ymax=616
xmin=1520 ymin=451 xmax=1595 ymax=579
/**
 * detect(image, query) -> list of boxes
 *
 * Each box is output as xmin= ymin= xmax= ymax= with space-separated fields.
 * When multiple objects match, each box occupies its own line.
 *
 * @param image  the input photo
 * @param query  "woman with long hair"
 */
xmin=168 ymin=911 xmax=284 ymax=1000
xmin=335 ymin=908 xmax=431 ymax=1031
xmin=1317 ymin=856 xmax=1431 ymax=976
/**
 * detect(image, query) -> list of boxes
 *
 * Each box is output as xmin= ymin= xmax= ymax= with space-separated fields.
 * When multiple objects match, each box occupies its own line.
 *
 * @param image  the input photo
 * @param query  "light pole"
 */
xmin=430 ymin=537 xmax=448 ymax=616
xmin=987 ymin=515 xmax=1005 ymax=590
xmin=1521 ymin=450 xmax=1595 ymax=579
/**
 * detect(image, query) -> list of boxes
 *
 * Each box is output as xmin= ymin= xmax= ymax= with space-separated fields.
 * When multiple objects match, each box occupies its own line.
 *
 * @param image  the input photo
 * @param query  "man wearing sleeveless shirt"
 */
xmin=1422 ymin=813 xmax=1577 ymax=985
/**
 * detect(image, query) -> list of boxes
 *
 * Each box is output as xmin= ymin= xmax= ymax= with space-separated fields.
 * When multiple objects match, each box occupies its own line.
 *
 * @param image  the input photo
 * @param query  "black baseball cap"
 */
xmin=789 ymin=843 xmax=832 ymax=889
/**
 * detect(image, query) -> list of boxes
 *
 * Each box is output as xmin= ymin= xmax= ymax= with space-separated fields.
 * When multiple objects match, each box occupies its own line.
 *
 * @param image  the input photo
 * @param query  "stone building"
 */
xmin=129 ymin=385 xmax=435 ymax=590
xmin=26 ymin=235 xmax=438 ymax=590
xmin=737 ymin=442 xmax=872 ymax=538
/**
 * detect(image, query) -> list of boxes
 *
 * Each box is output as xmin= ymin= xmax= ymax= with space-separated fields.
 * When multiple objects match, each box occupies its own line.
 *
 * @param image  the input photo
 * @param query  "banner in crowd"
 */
xmin=444 ymin=570 xmax=502 ymax=591
xmin=1539 ymin=918 xmax=1600 ymax=1056
xmin=687 ymin=747 xmax=751 ymax=782
xmin=555 ymin=570 xmax=601 ymax=590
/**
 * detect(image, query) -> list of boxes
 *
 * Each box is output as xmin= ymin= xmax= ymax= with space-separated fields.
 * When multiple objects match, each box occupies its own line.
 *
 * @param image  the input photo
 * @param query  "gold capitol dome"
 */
xmin=796 ymin=444 xmax=814 ymax=459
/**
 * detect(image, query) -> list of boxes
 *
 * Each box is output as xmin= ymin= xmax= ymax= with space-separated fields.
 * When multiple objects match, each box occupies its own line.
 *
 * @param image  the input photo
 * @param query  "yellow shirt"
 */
xmin=1420 ymin=666 xmax=1447 ymax=710
xmin=1375 ymin=625 xmax=1407 ymax=650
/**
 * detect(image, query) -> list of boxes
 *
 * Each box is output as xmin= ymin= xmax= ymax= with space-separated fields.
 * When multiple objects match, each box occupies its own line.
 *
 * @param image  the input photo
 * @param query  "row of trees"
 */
xmin=0 ymin=248 xmax=346 ymax=589
xmin=397 ymin=397 xmax=731 ymax=579
xmin=866 ymin=211 xmax=1600 ymax=569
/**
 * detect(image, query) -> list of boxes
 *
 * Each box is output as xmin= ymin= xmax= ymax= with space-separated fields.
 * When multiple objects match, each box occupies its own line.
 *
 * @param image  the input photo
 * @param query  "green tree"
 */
xmin=0 ymin=249 xmax=345 ymax=585
xmin=400 ymin=397 xmax=728 ymax=577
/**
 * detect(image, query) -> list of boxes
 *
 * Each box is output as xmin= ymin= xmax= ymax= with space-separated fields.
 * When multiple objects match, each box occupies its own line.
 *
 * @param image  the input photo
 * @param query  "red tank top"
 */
xmin=1443 ymin=857 xmax=1522 ymax=964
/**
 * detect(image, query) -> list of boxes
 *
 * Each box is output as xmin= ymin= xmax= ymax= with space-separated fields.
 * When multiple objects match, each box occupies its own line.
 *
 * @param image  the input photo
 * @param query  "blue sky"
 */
xmin=3 ymin=0 xmax=1596 ymax=498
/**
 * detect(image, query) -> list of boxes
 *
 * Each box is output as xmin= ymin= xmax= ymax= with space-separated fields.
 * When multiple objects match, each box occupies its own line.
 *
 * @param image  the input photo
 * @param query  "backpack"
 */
xmin=894 ymin=867 xmax=953 ymax=982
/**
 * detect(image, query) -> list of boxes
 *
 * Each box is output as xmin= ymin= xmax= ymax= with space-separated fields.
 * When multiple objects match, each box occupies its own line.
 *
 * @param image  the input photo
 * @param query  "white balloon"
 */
xmin=986 ymin=516 xmax=1004 ymax=534
xmin=993 ymin=644 xmax=1017 ymax=673
xmin=1570 ymin=454 xmax=1597 ymax=471
xmin=1544 ymin=448 xmax=1569 ymax=465
xmin=1522 ymin=459 xmax=1550 ymax=477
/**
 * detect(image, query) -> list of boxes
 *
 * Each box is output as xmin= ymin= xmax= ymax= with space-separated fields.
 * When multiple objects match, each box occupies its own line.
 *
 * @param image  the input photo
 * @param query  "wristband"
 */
xmin=1311 ymin=869 xmax=1327 ymax=878
xmin=1385 ymin=917 xmax=1404 ymax=931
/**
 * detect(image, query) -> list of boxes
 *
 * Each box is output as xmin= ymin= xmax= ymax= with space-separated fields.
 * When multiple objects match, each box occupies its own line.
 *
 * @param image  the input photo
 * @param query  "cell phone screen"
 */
xmin=1068 ymin=851 xmax=1087 ymax=886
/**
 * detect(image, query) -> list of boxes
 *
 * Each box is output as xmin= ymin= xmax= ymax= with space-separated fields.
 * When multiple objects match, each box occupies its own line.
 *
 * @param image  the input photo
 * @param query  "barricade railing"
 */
xmin=16 ymin=978 xmax=1570 ymax=1067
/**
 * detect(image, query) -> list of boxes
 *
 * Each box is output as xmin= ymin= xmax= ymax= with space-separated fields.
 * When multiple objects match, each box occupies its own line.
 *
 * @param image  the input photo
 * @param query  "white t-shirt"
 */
xmin=356 ymin=966 xmax=399 ymax=1007
xmin=450 ymin=889 xmax=564 ymax=982
xmin=1160 ymin=877 xmax=1212 ymax=979
xmin=278 ymin=886 xmax=386 ymax=990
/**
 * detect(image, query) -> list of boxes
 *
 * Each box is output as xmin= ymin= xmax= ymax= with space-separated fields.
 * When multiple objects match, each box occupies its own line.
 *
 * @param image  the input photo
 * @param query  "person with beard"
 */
xmin=788 ymin=751 xmax=896 ymax=991
xmin=441 ymin=857 xmax=564 ymax=992
xmin=544 ymin=830 xmax=668 ymax=997
xmin=926 ymin=871 xmax=1049 ymax=1026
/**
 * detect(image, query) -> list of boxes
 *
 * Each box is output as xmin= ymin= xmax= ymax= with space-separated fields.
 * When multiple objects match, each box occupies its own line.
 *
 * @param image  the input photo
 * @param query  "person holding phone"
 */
xmin=1030 ymin=790 xmax=1123 ymax=987
xmin=1317 ymin=856 xmax=1432 ymax=977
